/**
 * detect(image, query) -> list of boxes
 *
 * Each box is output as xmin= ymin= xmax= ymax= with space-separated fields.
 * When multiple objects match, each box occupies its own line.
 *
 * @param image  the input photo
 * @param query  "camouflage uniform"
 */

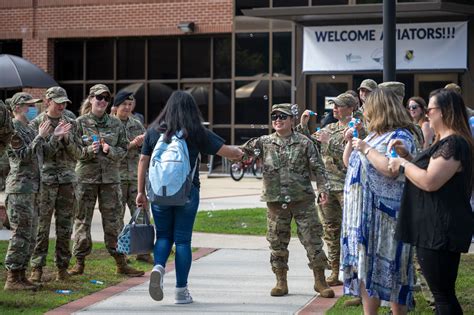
xmin=117 ymin=116 xmax=146 ymax=227
xmin=4 ymin=118 xmax=43 ymax=271
xmin=72 ymin=111 xmax=128 ymax=259
xmin=241 ymin=131 xmax=330 ymax=271
xmin=0 ymin=100 xmax=13 ymax=156
xmin=29 ymin=111 xmax=78 ymax=271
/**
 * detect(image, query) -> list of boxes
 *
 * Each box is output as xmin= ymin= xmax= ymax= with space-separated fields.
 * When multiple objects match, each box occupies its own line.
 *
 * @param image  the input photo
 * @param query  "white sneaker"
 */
xmin=149 ymin=264 xmax=164 ymax=301
xmin=175 ymin=286 xmax=193 ymax=304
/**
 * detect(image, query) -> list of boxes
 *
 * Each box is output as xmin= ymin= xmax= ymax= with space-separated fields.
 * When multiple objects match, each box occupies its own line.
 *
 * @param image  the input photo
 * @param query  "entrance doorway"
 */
xmin=414 ymin=73 xmax=458 ymax=102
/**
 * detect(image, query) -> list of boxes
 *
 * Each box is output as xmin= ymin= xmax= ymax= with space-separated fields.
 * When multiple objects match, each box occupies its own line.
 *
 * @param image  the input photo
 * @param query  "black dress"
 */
xmin=395 ymin=135 xmax=474 ymax=253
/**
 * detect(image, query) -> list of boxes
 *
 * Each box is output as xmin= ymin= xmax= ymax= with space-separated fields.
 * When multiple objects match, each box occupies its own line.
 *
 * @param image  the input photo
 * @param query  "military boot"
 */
xmin=68 ymin=257 xmax=85 ymax=276
xmin=114 ymin=255 xmax=144 ymax=277
xmin=56 ymin=268 xmax=70 ymax=281
xmin=270 ymin=268 xmax=288 ymax=296
xmin=313 ymin=268 xmax=335 ymax=298
xmin=19 ymin=269 xmax=38 ymax=289
xmin=136 ymin=254 xmax=154 ymax=264
xmin=29 ymin=267 xmax=43 ymax=283
xmin=343 ymin=297 xmax=362 ymax=307
xmin=326 ymin=261 xmax=342 ymax=286
xmin=4 ymin=270 xmax=35 ymax=291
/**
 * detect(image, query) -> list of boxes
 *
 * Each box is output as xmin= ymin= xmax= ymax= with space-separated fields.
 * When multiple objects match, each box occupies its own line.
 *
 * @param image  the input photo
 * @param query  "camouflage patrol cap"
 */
xmin=45 ymin=86 xmax=71 ymax=104
xmin=358 ymin=79 xmax=377 ymax=91
xmin=89 ymin=84 xmax=111 ymax=96
xmin=444 ymin=83 xmax=461 ymax=94
xmin=271 ymin=103 xmax=293 ymax=116
xmin=378 ymin=81 xmax=405 ymax=105
xmin=330 ymin=93 xmax=358 ymax=108
xmin=10 ymin=92 xmax=41 ymax=109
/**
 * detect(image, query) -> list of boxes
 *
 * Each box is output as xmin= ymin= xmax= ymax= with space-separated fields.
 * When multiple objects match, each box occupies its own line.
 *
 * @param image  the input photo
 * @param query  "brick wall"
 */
xmin=0 ymin=0 xmax=233 ymax=74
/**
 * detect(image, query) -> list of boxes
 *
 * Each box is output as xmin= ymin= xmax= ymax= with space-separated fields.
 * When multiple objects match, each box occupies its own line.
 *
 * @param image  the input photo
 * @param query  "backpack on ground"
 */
xmin=146 ymin=131 xmax=199 ymax=206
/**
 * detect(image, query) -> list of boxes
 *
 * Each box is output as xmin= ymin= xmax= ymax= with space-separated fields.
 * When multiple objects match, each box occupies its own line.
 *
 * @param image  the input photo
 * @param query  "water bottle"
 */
xmin=56 ymin=289 xmax=72 ymax=294
xmin=469 ymin=116 xmax=474 ymax=136
xmin=348 ymin=121 xmax=358 ymax=138
xmin=308 ymin=110 xmax=317 ymax=116
xmin=315 ymin=127 xmax=321 ymax=132
xmin=91 ymin=135 xmax=99 ymax=153
xmin=390 ymin=148 xmax=398 ymax=158
xmin=90 ymin=280 xmax=104 ymax=285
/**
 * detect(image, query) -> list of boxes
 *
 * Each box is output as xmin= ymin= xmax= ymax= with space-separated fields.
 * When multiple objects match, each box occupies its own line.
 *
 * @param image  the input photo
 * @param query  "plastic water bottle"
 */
xmin=315 ymin=127 xmax=321 ymax=132
xmin=308 ymin=110 xmax=317 ymax=116
xmin=90 ymin=280 xmax=104 ymax=285
xmin=348 ymin=121 xmax=358 ymax=138
xmin=56 ymin=289 xmax=72 ymax=294
xmin=469 ymin=116 xmax=474 ymax=136
xmin=390 ymin=148 xmax=398 ymax=158
xmin=91 ymin=135 xmax=99 ymax=153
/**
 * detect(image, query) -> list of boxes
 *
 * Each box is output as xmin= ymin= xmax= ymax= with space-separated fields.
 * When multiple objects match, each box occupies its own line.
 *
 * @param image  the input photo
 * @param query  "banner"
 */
xmin=303 ymin=22 xmax=467 ymax=72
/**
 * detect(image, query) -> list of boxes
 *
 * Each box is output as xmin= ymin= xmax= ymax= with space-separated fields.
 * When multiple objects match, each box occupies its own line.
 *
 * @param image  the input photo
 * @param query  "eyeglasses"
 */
xmin=407 ymin=104 xmax=419 ymax=110
xmin=95 ymin=94 xmax=111 ymax=102
xmin=271 ymin=113 xmax=289 ymax=121
xmin=426 ymin=107 xmax=440 ymax=114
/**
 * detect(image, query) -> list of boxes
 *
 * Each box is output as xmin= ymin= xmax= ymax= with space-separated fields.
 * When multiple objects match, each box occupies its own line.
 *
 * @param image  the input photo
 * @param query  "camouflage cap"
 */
xmin=89 ymin=84 xmax=111 ymax=96
xmin=444 ymin=83 xmax=461 ymax=94
xmin=331 ymin=93 xmax=358 ymax=108
xmin=271 ymin=103 xmax=293 ymax=116
xmin=45 ymin=86 xmax=71 ymax=104
xmin=10 ymin=92 xmax=41 ymax=109
xmin=358 ymin=79 xmax=377 ymax=91
xmin=378 ymin=81 xmax=405 ymax=104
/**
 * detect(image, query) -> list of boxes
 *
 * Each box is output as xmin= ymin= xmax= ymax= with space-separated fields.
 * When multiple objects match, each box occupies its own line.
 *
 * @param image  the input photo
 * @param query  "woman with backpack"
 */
xmin=136 ymin=91 xmax=243 ymax=304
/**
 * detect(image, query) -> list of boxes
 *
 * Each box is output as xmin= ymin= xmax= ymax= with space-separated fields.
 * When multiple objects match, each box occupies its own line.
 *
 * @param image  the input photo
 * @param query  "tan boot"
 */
xmin=56 ymin=268 xmax=70 ymax=281
xmin=68 ymin=257 xmax=85 ymax=276
xmin=313 ymin=268 xmax=335 ymax=298
xmin=114 ymin=255 xmax=144 ymax=277
xmin=326 ymin=261 xmax=342 ymax=286
xmin=4 ymin=270 xmax=35 ymax=291
xmin=270 ymin=268 xmax=288 ymax=296
xmin=343 ymin=297 xmax=362 ymax=307
xmin=136 ymin=254 xmax=154 ymax=264
xmin=19 ymin=269 xmax=38 ymax=289
xmin=29 ymin=267 xmax=43 ymax=283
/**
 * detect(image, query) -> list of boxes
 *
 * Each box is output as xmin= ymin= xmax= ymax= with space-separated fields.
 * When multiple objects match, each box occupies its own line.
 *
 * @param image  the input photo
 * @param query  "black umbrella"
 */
xmin=0 ymin=54 xmax=57 ymax=89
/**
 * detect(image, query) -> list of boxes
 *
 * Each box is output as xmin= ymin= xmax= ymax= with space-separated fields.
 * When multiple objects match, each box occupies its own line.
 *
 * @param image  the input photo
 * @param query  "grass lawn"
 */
xmin=0 ymin=240 xmax=154 ymax=315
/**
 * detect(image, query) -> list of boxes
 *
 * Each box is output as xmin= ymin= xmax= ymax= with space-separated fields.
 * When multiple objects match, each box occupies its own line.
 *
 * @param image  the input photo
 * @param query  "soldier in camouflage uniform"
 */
xmin=297 ymin=93 xmax=365 ymax=287
xmin=112 ymin=91 xmax=151 ymax=264
xmin=29 ymin=87 xmax=77 ymax=282
xmin=240 ymin=103 xmax=334 ymax=298
xmin=4 ymin=92 xmax=68 ymax=291
xmin=68 ymin=84 xmax=144 ymax=277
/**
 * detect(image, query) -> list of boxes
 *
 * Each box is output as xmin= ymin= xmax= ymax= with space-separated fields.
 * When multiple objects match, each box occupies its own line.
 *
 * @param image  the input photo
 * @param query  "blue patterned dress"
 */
xmin=341 ymin=128 xmax=415 ymax=306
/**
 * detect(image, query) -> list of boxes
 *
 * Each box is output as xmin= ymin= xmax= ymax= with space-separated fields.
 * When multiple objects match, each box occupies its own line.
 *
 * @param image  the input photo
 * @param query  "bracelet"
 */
xmin=399 ymin=161 xmax=408 ymax=174
xmin=363 ymin=147 xmax=373 ymax=156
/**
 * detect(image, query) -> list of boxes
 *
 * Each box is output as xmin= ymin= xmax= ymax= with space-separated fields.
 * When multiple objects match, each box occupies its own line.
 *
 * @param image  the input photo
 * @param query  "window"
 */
xmin=181 ymin=38 xmax=211 ymax=78
xmin=235 ymin=80 xmax=269 ymax=124
xmin=60 ymin=84 xmax=84 ymax=116
xmin=55 ymin=41 xmax=83 ymax=80
xmin=117 ymin=39 xmax=145 ymax=80
xmin=148 ymin=83 xmax=176 ymax=123
xmin=235 ymin=128 xmax=268 ymax=145
xmin=86 ymin=40 xmax=114 ymax=80
xmin=272 ymin=80 xmax=291 ymax=105
xmin=313 ymin=0 xmax=348 ymax=4
xmin=235 ymin=0 xmax=269 ymax=16
xmin=235 ymin=33 xmax=269 ymax=77
xmin=0 ymin=40 xmax=22 ymax=56
xmin=214 ymin=36 xmax=232 ymax=79
xmin=273 ymin=0 xmax=308 ymax=6
xmin=213 ymin=83 xmax=232 ymax=124
xmin=148 ymin=38 xmax=178 ymax=79
xmin=273 ymin=32 xmax=291 ymax=76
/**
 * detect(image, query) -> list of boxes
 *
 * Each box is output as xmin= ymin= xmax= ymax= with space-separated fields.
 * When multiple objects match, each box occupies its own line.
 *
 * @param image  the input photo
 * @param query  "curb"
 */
xmin=45 ymin=248 xmax=216 ymax=315
xmin=296 ymin=285 xmax=343 ymax=315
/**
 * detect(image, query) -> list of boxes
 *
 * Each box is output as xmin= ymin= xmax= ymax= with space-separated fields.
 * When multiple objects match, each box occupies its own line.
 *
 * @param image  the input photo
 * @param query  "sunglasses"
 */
xmin=271 ymin=113 xmax=289 ymax=121
xmin=95 ymin=94 xmax=111 ymax=102
xmin=407 ymin=104 xmax=419 ymax=110
xmin=426 ymin=107 xmax=440 ymax=114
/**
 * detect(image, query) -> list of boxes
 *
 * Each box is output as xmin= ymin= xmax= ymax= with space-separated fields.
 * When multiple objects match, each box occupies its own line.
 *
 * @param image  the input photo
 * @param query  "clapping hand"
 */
xmin=315 ymin=129 xmax=330 ymax=144
xmin=38 ymin=120 xmax=53 ymax=138
xmin=53 ymin=121 xmax=72 ymax=140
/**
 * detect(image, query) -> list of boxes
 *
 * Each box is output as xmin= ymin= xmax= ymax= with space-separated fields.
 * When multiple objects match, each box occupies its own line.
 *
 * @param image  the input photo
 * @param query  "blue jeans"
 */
xmin=151 ymin=186 xmax=199 ymax=288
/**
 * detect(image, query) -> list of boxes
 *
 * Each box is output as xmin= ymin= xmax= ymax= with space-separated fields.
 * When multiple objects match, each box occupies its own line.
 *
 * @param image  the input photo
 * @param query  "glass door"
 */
xmin=414 ymin=73 xmax=458 ymax=102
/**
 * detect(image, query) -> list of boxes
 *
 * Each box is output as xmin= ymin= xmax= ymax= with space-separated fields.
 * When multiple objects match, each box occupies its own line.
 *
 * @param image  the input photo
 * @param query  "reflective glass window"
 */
xmin=355 ymin=0 xmax=381 ymax=3
xmin=0 ymin=40 xmax=22 ymax=56
xmin=60 ymin=84 xmax=84 ymax=116
xmin=116 ymin=83 xmax=146 ymax=122
xmin=181 ymin=38 xmax=211 ymax=78
xmin=213 ymin=83 xmax=231 ymax=124
xmin=273 ymin=32 xmax=291 ymax=76
xmin=313 ymin=0 xmax=348 ymax=4
xmin=235 ymin=80 xmax=269 ymax=124
xmin=235 ymin=33 xmax=269 ymax=77
xmin=148 ymin=38 xmax=178 ymax=79
xmin=86 ymin=40 xmax=114 ymax=80
xmin=117 ymin=39 xmax=145 ymax=80
xmin=272 ymin=80 xmax=291 ymax=105
xmin=214 ymin=36 xmax=232 ymax=79
xmin=235 ymin=128 xmax=268 ymax=145
xmin=148 ymin=83 xmax=176 ymax=123
xmin=183 ymin=84 xmax=210 ymax=122
xmin=235 ymin=0 xmax=269 ymax=16
xmin=273 ymin=0 xmax=308 ymax=6
xmin=55 ymin=41 xmax=83 ymax=80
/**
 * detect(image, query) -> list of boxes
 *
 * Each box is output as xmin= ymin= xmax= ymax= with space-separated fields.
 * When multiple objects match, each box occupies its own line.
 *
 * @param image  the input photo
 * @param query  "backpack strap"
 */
xmin=129 ymin=207 xmax=151 ymax=225
xmin=189 ymin=153 xmax=200 ymax=181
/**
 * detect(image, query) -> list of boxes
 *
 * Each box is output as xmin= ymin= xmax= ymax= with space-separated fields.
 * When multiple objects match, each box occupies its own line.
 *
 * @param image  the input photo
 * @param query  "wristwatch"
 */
xmin=399 ymin=161 xmax=408 ymax=174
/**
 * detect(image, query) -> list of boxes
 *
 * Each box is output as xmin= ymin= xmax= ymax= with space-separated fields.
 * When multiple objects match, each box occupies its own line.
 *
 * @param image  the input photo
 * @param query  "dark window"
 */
xmin=86 ymin=39 xmax=114 ymax=80
xmin=181 ymin=38 xmax=211 ymax=78
xmin=148 ymin=83 xmax=176 ymax=123
xmin=148 ymin=38 xmax=178 ymax=79
xmin=235 ymin=0 xmax=269 ymax=16
xmin=55 ymin=41 xmax=83 ymax=80
xmin=355 ymin=0 xmax=381 ymax=3
xmin=235 ymin=80 xmax=269 ymax=124
xmin=213 ymin=128 xmax=231 ymax=145
xmin=213 ymin=83 xmax=231 ymax=124
xmin=117 ymin=39 xmax=145 ymax=80
xmin=315 ymin=83 xmax=348 ymax=120
xmin=214 ymin=37 xmax=231 ymax=79
xmin=183 ymin=84 xmax=210 ymax=122
xmin=235 ymin=33 xmax=269 ymax=77
xmin=442 ymin=0 xmax=474 ymax=4
xmin=272 ymin=80 xmax=291 ymax=105
xmin=116 ymin=83 xmax=146 ymax=121
xmin=60 ymin=84 xmax=84 ymax=116
xmin=235 ymin=128 xmax=268 ymax=145
xmin=273 ymin=32 xmax=291 ymax=76
xmin=0 ymin=40 xmax=22 ymax=56
xmin=273 ymin=0 xmax=308 ymax=7
xmin=313 ymin=0 xmax=348 ymax=4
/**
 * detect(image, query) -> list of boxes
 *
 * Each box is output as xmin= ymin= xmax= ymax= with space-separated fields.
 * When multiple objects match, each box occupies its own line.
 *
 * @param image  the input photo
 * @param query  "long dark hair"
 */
xmin=150 ymin=91 xmax=206 ymax=144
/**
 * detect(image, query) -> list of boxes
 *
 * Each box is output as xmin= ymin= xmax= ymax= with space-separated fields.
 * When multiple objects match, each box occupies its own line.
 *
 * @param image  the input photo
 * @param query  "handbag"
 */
xmin=117 ymin=207 xmax=155 ymax=255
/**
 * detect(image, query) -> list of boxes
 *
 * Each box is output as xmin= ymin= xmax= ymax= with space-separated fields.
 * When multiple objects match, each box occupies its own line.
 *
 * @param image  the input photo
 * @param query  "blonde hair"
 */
xmin=364 ymin=88 xmax=414 ymax=134
xmin=79 ymin=97 xmax=92 ymax=116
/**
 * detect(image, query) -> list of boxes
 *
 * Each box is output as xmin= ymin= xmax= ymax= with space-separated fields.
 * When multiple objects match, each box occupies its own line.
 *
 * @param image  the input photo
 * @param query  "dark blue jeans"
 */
xmin=151 ymin=186 xmax=199 ymax=288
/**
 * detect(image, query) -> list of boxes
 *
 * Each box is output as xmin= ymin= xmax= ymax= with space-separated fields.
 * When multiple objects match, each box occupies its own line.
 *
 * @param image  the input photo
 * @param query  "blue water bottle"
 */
xmin=348 ymin=121 xmax=358 ymax=138
xmin=390 ymin=148 xmax=398 ymax=158
xmin=91 ymin=135 xmax=99 ymax=153
xmin=308 ymin=110 xmax=317 ymax=116
xmin=469 ymin=116 xmax=474 ymax=136
xmin=56 ymin=289 xmax=72 ymax=294
xmin=90 ymin=280 xmax=104 ymax=285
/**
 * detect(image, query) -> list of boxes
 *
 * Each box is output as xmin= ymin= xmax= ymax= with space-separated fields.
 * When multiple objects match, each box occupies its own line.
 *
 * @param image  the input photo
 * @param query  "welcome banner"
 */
xmin=303 ymin=21 xmax=467 ymax=72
